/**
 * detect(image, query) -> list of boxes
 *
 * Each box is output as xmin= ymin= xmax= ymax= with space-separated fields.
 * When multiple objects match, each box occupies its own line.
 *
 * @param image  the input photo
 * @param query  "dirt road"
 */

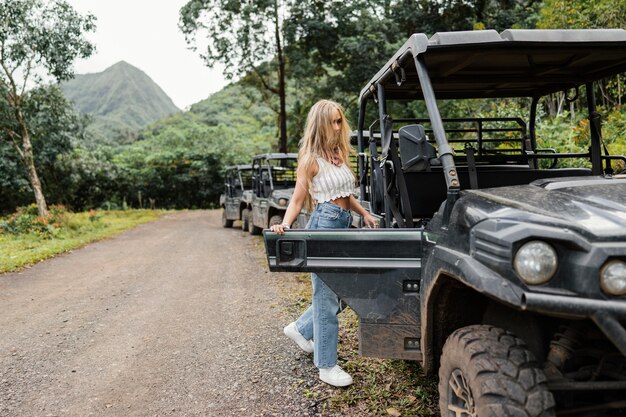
xmin=0 ymin=211 xmax=318 ymax=416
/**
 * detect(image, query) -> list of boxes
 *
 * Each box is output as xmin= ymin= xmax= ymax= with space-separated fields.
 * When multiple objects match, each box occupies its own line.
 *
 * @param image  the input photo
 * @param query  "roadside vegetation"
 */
xmin=2 ymin=0 xmax=625 ymax=218
xmin=282 ymin=272 xmax=439 ymax=416
xmin=0 ymin=205 xmax=162 ymax=273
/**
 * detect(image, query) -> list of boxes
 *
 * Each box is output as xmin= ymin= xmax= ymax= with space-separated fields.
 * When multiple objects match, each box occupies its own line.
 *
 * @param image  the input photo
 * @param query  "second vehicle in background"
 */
xmin=219 ymin=164 xmax=253 ymax=228
xmin=247 ymin=153 xmax=298 ymax=234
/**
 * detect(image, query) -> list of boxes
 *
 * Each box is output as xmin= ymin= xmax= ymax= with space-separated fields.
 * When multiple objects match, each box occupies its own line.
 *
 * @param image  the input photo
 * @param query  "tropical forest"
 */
xmin=1 ymin=0 xmax=625 ymax=218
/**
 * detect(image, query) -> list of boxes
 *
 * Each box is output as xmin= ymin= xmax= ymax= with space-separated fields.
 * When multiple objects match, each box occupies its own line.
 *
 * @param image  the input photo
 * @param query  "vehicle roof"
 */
xmin=225 ymin=164 xmax=252 ymax=170
xmin=252 ymin=153 xmax=298 ymax=160
xmin=359 ymin=29 xmax=626 ymax=101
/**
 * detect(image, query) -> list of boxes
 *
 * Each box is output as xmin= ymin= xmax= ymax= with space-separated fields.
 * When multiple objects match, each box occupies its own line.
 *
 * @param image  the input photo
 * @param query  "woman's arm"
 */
xmin=349 ymin=195 xmax=378 ymax=228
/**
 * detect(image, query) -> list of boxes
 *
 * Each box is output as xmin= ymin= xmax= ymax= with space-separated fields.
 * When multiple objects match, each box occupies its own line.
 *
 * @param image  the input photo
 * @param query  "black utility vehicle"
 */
xmin=248 ymin=153 xmax=298 ymax=235
xmin=219 ymin=164 xmax=252 ymax=228
xmin=265 ymin=29 xmax=626 ymax=416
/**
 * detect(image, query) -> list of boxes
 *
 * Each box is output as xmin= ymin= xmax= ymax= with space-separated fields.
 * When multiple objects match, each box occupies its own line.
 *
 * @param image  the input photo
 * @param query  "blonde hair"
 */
xmin=297 ymin=99 xmax=354 ymax=210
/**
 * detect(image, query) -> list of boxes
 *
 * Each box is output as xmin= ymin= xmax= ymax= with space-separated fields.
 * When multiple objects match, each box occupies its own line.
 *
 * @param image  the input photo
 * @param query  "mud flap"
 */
xmin=264 ymin=229 xmax=424 ymax=360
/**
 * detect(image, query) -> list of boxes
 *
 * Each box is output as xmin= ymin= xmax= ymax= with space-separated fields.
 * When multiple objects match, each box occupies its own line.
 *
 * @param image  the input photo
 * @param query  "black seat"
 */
xmin=398 ymin=124 xmax=440 ymax=172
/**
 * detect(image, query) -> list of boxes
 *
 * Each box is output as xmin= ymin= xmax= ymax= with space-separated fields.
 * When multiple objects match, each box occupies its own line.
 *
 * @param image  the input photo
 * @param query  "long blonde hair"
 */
xmin=298 ymin=99 xmax=354 ymax=210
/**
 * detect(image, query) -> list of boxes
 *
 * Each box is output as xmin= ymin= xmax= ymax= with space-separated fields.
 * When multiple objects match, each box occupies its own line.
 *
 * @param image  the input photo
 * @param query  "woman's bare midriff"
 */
xmin=329 ymin=196 xmax=350 ymax=210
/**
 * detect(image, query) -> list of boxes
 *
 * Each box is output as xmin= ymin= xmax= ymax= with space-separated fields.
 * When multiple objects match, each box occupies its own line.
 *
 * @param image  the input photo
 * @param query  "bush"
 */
xmin=0 ymin=204 xmax=69 ymax=237
xmin=536 ymin=107 xmax=626 ymax=171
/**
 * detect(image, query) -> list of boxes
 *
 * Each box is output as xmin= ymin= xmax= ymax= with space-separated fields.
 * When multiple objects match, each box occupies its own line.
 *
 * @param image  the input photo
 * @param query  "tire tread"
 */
xmin=439 ymin=324 xmax=555 ymax=417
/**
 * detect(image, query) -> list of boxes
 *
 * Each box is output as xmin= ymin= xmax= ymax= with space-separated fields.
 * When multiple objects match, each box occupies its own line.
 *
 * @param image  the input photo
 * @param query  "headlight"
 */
xmin=514 ymin=240 xmax=558 ymax=285
xmin=600 ymin=260 xmax=626 ymax=296
xmin=277 ymin=198 xmax=288 ymax=207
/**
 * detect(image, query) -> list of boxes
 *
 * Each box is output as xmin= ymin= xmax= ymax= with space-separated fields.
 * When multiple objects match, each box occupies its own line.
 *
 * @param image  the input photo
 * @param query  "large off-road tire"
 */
xmin=439 ymin=325 xmax=555 ymax=417
xmin=268 ymin=214 xmax=283 ymax=227
xmin=248 ymin=216 xmax=262 ymax=235
xmin=221 ymin=210 xmax=233 ymax=228
xmin=241 ymin=209 xmax=250 ymax=231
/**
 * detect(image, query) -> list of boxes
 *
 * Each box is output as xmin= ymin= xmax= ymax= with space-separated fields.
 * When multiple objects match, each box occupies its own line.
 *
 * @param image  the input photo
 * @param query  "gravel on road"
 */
xmin=0 ymin=210 xmax=324 ymax=417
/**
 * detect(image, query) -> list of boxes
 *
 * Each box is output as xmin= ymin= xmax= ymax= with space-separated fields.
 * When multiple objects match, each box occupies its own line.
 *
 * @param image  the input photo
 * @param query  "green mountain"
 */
xmin=61 ymin=61 xmax=180 ymax=143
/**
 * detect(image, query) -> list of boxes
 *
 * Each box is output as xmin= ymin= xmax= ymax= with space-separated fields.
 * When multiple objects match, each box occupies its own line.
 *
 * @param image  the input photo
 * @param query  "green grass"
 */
xmin=0 ymin=209 xmax=163 ymax=273
xmin=329 ymin=309 xmax=439 ymax=416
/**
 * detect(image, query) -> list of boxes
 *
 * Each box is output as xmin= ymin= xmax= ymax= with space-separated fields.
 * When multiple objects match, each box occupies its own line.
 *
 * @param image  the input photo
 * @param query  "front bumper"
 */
xmin=522 ymin=292 xmax=626 ymax=356
xmin=433 ymin=246 xmax=626 ymax=357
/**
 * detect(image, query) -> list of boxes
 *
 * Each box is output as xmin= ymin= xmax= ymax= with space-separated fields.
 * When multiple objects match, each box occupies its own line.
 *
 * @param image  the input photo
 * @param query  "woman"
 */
xmin=270 ymin=99 xmax=377 ymax=387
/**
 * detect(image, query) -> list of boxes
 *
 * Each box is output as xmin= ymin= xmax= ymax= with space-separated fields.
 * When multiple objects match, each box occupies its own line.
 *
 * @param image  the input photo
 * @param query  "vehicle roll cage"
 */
xmin=223 ymin=165 xmax=252 ymax=197
xmin=251 ymin=153 xmax=298 ymax=198
xmin=356 ymin=29 xmax=626 ymax=227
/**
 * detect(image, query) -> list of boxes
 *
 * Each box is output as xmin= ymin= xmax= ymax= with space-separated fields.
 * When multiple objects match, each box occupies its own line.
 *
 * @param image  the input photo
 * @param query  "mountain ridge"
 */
xmin=61 ymin=61 xmax=180 ymax=142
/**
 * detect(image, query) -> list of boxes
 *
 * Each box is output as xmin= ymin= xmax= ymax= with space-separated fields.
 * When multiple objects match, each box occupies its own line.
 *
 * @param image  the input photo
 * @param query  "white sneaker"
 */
xmin=319 ymin=365 xmax=353 ymax=387
xmin=283 ymin=322 xmax=314 ymax=353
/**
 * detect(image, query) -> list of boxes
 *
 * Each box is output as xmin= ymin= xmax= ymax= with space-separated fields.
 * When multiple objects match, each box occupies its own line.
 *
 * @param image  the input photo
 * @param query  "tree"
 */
xmin=25 ymin=85 xmax=92 ymax=208
xmin=180 ymin=0 xmax=290 ymax=153
xmin=537 ymin=0 xmax=626 ymax=30
xmin=537 ymin=0 xmax=626 ymax=112
xmin=0 ymin=0 xmax=95 ymax=216
xmin=284 ymin=0 xmax=541 ymax=130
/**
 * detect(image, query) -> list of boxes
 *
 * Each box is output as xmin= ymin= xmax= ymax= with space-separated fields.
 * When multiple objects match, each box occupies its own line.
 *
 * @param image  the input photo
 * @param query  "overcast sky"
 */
xmin=66 ymin=0 xmax=228 ymax=110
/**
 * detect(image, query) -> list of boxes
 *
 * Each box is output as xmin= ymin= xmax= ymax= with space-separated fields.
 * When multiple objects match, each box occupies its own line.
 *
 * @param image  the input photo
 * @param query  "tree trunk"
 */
xmin=18 ymin=109 xmax=49 ymax=217
xmin=275 ymin=0 xmax=288 ymax=153
xmin=546 ymin=93 xmax=557 ymax=116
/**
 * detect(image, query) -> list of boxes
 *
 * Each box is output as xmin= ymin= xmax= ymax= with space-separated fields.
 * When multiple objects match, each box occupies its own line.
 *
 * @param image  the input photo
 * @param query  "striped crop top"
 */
xmin=310 ymin=157 xmax=355 ymax=203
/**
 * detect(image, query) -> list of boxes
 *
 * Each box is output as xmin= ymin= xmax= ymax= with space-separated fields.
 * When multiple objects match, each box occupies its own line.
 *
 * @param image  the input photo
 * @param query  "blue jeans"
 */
xmin=294 ymin=201 xmax=352 ymax=368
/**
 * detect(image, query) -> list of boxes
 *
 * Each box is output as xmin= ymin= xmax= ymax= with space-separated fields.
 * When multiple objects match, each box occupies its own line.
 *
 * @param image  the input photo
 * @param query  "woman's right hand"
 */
xmin=362 ymin=212 xmax=379 ymax=229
